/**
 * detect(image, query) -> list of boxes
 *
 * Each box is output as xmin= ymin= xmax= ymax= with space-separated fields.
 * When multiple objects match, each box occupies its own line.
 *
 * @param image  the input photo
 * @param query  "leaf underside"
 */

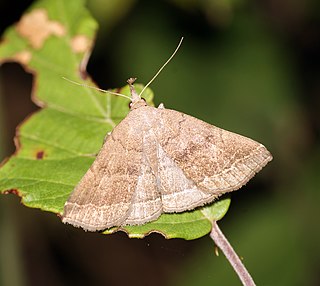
xmin=0 ymin=0 xmax=230 ymax=240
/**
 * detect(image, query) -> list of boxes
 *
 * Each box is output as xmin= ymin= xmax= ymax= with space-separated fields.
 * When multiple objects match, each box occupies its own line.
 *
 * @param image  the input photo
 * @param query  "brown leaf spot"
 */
xmin=70 ymin=35 xmax=91 ymax=53
xmin=35 ymin=150 xmax=45 ymax=160
xmin=16 ymin=8 xmax=66 ymax=49
xmin=13 ymin=51 xmax=32 ymax=65
xmin=4 ymin=189 xmax=20 ymax=196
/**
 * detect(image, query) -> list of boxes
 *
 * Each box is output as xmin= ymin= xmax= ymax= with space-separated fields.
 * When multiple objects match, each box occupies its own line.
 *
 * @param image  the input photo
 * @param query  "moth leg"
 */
xmin=102 ymin=131 xmax=112 ymax=144
xmin=158 ymin=103 xmax=165 ymax=109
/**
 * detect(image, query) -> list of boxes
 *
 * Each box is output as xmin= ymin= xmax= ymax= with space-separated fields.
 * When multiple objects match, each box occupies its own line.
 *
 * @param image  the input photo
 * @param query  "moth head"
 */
xmin=127 ymin=78 xmax=147 ymax=110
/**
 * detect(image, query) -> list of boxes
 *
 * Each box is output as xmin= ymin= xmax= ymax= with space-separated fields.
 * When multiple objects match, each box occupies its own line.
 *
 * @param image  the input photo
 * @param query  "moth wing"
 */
xmin=62 ymin=116 xmax=142 ymax=231
xmin=154 ymin=108 xmax=272 ymax=211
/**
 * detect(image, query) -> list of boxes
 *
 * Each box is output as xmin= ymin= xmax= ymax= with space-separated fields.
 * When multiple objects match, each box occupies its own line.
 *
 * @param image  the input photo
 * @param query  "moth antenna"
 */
xmin=138 ymin=37 xmax=184 ymax=97
xmin=62 ymin=77 xmax=131 ymax=100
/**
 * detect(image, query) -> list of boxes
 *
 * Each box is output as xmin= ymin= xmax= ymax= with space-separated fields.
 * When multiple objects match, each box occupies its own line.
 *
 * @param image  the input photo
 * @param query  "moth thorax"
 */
xmin=130 ymin=98 xmax=147 ymax=110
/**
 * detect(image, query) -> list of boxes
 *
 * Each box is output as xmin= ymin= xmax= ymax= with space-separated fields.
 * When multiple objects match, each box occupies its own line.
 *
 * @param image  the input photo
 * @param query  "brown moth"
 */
xmin=62 ymin=78 xmax=272 ymax=231
xmin=62 ymin=40 xmax=272 ymax=232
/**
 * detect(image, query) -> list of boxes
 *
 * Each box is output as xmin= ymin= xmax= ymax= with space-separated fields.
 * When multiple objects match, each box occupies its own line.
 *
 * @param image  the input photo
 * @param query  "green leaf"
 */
xmin=105 ymin=197 xmax=231 ymax=240
xmin=0 ymin=0 xmax=230 ymax=240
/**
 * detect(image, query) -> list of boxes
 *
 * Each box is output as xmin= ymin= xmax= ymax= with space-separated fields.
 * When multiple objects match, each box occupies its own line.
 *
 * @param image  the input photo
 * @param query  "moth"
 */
xmin=62 ymin=39 xmax=272 ymax=231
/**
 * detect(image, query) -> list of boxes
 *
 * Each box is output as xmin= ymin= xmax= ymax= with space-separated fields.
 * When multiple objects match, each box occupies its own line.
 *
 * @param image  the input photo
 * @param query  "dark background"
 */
xmin=0 ymin=0 xmax=319 ymax=285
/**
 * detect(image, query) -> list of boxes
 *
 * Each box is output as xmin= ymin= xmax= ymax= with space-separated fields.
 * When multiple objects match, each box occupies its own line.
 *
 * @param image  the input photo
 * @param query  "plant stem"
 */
xmin=210 ymin=221 xmax=256 ymax=286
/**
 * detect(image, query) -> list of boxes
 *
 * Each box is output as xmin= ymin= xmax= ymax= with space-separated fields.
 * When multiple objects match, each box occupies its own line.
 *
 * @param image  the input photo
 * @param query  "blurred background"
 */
xmin=0 ymin=0 xmax=319 ymax=285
